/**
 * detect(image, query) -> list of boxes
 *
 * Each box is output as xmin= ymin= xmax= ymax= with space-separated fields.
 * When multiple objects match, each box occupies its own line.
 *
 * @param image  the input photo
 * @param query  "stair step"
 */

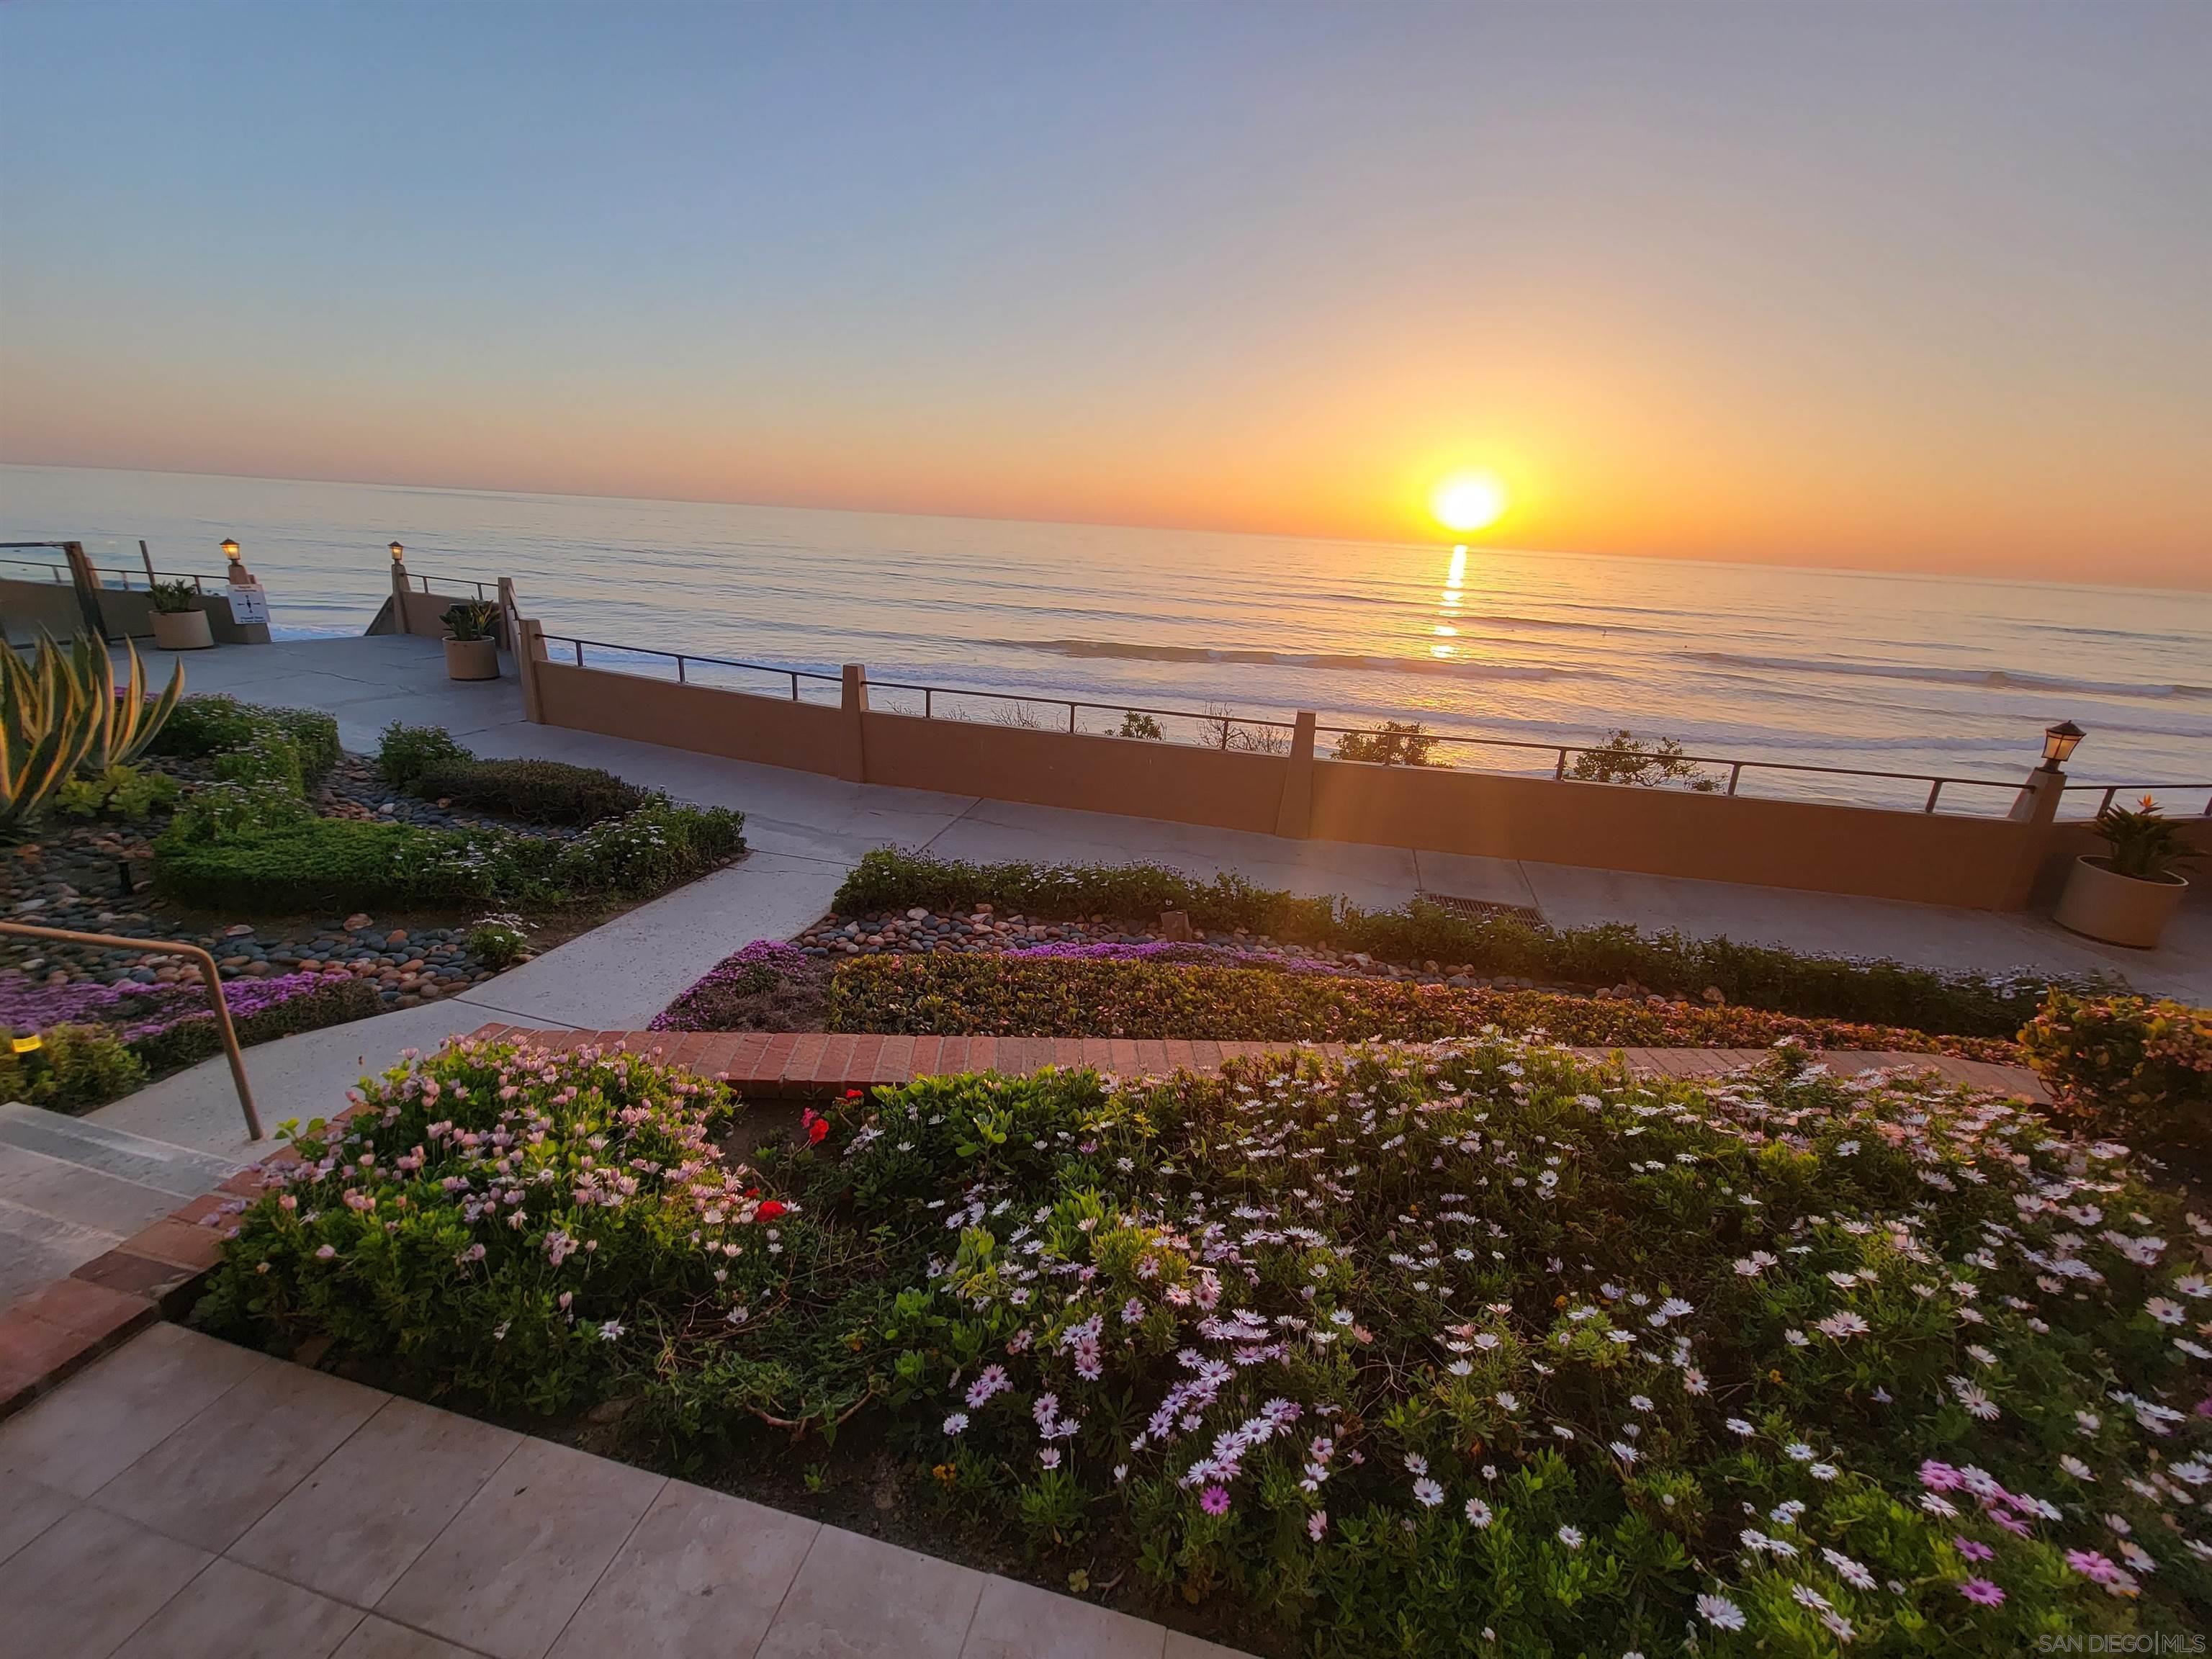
xmin=0 ymin=1102 xmax=245 ymax=1199
xmin=0 ymin=1141 xmax=182 ymax=1238
xmin=0 ymin=1198 xmax=125 ymax=1306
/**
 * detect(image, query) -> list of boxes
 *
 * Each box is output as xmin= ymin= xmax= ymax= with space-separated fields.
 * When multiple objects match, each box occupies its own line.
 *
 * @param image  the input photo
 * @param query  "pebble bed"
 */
xmin=1 ymin=755 xmax=531 ymax=1009
xmin=790 ymin=907 xmax=1652 ymax=998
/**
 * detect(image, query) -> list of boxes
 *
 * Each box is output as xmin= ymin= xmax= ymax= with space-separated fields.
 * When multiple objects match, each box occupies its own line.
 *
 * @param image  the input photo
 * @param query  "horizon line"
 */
xmin=2 ymin=455 xmax=2207 ymax=603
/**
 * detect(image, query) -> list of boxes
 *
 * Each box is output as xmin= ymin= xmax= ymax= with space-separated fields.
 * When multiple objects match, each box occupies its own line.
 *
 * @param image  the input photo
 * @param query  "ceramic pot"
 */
xmin=444 ymin=636 xmax=500 ymax=681
xmin=2054 ymin=855 xmax=2188 ymax=949
xmin=150 ymin=608 xmax=213 ymax=650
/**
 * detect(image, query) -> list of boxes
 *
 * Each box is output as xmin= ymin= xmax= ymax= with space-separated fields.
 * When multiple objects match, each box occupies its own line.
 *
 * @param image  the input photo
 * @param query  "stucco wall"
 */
xmin=521 ymin=657 xmax=2211 ymax=912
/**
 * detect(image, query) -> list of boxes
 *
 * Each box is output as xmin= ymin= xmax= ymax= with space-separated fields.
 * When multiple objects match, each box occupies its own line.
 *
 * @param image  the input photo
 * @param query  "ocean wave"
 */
xmin=1683 ymin=652 xmax=2212 ymax=701
xmin=999 ymin=638 xmax=1557 ymax=680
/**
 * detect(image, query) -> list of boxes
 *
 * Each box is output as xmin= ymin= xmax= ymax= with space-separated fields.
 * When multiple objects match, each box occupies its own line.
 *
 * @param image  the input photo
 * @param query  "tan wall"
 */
xmin=521 ymin=656 xmax=2211 ymax=912
xmin=860 ymin=709 xmax=1290 ymax=832
xmin=0 ymin=577 xmax=89 ymax=643
xmin=1307 ymin=759 xmax=2040 ymax=909
xmin=534 ymin=660 xmax=860 ymax=778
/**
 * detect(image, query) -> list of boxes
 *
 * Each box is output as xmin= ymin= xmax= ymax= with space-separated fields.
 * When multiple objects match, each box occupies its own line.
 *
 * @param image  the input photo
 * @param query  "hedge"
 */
xmin=125 ymin=975 xmax=387 ymax=1074
xmin=830 ymin=851 xmax=2091 ymax=1039
xmin=823 ymin=953 xmax=2021 ymax=1060
xmin=2018 ymin=992 xmax=2212 ymax=1146
xmin=410 ymin=756 xmax=647 ymax=826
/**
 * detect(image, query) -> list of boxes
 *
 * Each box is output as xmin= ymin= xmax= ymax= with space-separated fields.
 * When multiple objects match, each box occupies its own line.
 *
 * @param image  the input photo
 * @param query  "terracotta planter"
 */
xmin=444 ymin=636 xmax=500 ymax=680
xmin=2054 ymin=855 xmax=2189 ymax=949
xmin=150 ymin=608 xmax=213 ymax=650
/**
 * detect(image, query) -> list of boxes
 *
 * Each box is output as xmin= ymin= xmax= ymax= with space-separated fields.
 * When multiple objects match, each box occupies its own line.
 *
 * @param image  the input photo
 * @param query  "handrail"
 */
xmin=0 ymin=922 xmax=262 ymax=1140
xmin=1 ymin=554 xmax=215 ymax=593
xmin=531 ymin=628 xmax=2212 ymax=814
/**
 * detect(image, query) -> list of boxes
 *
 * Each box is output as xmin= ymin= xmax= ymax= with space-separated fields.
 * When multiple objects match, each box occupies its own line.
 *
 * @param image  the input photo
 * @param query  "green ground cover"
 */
xmin=200 ymin=1034 xmax=2211 ymax=1654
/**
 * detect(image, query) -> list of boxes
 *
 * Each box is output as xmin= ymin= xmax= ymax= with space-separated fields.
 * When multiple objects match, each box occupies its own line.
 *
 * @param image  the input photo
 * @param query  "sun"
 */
xmin=1431 ymin=474 xmax=1507 ymax=533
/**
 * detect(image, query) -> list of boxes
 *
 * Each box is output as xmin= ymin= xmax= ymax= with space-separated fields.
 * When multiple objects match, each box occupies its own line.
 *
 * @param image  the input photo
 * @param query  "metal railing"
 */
xmin=1 ymin=922 xmax=262 ymax=1140
xmin=403 ymin=570 xmax=499 ymax=602
xmin=1 ymin=552 xmax=216 ymax=594
xmin=523 ymin=628 xmax=2212 ymax=814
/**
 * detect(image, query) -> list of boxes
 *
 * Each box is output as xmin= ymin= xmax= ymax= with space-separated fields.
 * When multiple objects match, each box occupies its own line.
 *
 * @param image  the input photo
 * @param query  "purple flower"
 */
xmin=1 ymin=968 xmax=349 ymax=1045
xmin=1957 ymin=1578 xmax=2005 ymax=1606
xmin=1954 ymin=1537 xmax=1995 ymax=1563
xmin=1199 ymin=1484 xmax=1231 ymax=1516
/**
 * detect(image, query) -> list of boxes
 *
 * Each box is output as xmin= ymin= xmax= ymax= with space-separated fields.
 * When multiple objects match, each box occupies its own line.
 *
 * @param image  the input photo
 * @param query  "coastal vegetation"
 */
xmin=832 ymin=850 xmax=2085 ymax=1038
xmin=198 ymin=1033 xmax=2212 ymax=1653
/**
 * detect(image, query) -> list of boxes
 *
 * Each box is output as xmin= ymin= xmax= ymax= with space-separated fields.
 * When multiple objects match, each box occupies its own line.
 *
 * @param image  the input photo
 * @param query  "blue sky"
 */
xmin=3 ymin=2 xmax=2207 ymax=583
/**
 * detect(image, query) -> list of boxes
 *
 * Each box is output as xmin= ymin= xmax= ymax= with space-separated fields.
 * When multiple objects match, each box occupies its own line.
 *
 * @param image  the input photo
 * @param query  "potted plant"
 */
xmin=441 ymin=602 xmax=501 ymax=681
xmin=148 ymin=579 xmax=214 ymax=651
xmin=2054 ymin=795 xmax=2196 ymax=949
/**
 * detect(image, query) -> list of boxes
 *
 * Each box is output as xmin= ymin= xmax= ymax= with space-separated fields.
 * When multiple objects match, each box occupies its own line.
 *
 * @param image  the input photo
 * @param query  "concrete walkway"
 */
xmin=0 ymin=1322 xmax=1241 ymax=1659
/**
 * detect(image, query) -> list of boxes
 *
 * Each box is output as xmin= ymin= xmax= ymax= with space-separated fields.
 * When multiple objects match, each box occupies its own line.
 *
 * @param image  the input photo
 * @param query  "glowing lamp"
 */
xmin=390 ymin=541 xmax=405 ymax=562
xmin=220 ymin=539 xmax=240 ymax=563
xmin=2041 ymin=720 xmax=2085 ymax=771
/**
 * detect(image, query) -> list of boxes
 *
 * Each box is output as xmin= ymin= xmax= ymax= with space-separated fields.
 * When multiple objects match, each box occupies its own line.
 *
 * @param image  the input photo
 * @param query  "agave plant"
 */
xmin=0 ymin=633 xmax=184 ymax=838
xmin=75 ymin=634 xmax=185 ymax=773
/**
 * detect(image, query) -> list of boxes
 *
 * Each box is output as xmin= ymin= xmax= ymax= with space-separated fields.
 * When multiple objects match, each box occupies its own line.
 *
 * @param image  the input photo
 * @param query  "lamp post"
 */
xmin=220 ymin=537 xmax=253 ymax=585
xmin=2041 ymin=720 xmax=2085 ymax=773
xmin=390 ymin=541 xmax=405 ymax=564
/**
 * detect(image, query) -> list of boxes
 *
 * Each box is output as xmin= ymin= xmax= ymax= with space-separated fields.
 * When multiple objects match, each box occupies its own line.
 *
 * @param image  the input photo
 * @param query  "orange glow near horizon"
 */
xmin=1431 ymin=475 xmax=1508 ymax=534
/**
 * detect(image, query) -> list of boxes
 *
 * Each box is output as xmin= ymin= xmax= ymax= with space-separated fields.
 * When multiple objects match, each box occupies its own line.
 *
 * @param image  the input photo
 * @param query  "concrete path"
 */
xmin=0 ymin=1321 xmax=1246 ymax=1659
xmin=125 ymin=636 xmax=2212 ymax=998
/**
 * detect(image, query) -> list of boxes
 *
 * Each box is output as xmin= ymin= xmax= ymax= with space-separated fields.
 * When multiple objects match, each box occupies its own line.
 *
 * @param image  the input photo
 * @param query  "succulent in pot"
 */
xmin=2054 ymin=795 xmax=2197 ymax=949
xmin=148 ymin=578 xmax=214 ymax=650
xmin=441 ymin=601 xmax=502 ymax=681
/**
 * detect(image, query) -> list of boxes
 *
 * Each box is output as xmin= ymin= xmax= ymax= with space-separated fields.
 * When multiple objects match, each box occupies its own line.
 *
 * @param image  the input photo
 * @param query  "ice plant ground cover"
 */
xmin=198 ymin=1037 xmax=2211 ymax=1655
xmin=818 ymin=953 xmax=2024 ymax=1063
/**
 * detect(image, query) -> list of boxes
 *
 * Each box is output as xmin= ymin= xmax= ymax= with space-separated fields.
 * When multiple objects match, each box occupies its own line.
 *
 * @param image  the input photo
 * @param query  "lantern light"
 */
xmin=2041 ymin=720 xmax=2085 ymax=771
xmin=389 ymin=541 xmax=405 ymax=562
xmin=220 ymin=539 xmax=240 ymax=563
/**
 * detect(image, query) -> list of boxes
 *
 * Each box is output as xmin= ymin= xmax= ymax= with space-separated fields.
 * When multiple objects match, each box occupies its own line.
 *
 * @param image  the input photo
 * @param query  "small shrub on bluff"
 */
xmin=823 ymin=953 xmax=2020 ymax=1060
xmin=2020 ymin=992 xmax=2212 ymax=1146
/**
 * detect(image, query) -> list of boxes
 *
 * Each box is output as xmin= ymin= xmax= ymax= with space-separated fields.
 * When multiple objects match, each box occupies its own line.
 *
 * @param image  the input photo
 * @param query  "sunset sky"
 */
xmin=2 ymin=3 xmax=2207 ymax=588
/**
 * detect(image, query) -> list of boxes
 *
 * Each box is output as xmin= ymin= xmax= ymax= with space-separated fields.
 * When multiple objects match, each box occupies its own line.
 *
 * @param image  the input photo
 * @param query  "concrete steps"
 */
xmin=0 ymin=1105 xmax=245 ymax=1306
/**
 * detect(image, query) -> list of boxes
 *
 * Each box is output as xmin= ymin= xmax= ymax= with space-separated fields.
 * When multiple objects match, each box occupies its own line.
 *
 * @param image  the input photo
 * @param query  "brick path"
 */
xmin=459 ymin=1024 xmax=2049 ymax=1103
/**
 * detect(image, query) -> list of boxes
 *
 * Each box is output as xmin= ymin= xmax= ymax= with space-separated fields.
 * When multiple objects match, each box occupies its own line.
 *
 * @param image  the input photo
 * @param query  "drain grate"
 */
xmin=1418 ymin=892 xmax=1544 ymax=926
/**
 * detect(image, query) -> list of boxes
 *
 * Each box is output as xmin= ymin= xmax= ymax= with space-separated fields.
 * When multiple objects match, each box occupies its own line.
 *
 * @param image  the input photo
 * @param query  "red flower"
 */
xmin=843 ymin=1089 xmax=863 ymax=1100
xmin=808 ymin=1117 xmax=830 ymax=1144
xmin=755 ymin=1200 xmax=786 ymax=1221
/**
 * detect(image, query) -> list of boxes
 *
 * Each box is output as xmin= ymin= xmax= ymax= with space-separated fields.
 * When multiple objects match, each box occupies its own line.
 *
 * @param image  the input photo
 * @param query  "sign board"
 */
xmin=225 ymin=583 xmax=271 ymax=626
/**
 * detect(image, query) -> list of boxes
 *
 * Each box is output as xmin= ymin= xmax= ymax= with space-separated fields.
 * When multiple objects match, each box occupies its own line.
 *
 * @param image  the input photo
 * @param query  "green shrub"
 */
xmin=413 ymin=757 xmax=647 ymax=826
xmin=212 ymin=731 xmax=303 ymax=793
xmin=57 ymin=763 xmax=179 ymax=821
xmin=153 ymin=799 xmax=744 ymax=914
xmin=2019 ymin=992 xmax=2212 ymax=1145
xmin=1333 ymin=719 xmax=1439 ymax=766
xmin=153 ymin=818 xmax=498 ymax=912
xmin=824 ymin=953 xmax=2020 ymax=1059
xmin=149 ymin=694 xmax=338 ymax=788
xmin=166 ymin=781 xmax=316 ymax=843
xmin=832 ymin=850 xmax=2075 ymax=1037
xmin=125 ymin=977 xmax=385 ymax=1074
xmin=200 ymin=1035 xmax=2212 ymax=1645
xmin=377 ymin=721 xmax=472 ymax=790
xmin=466 ymin=912 xmax=530 ymax=968
xmin=0 ymin=1022 xmax=147 ymax=1112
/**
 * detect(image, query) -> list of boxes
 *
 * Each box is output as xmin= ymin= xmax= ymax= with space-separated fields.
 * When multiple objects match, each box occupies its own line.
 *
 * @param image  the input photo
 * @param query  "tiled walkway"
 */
xmin=0 ymin=1323 xmax=1246 ymax=1659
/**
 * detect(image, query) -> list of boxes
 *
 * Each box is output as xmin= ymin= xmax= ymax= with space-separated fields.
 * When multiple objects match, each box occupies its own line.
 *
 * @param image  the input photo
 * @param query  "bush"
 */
xmin=0 ymin=1022 xmax=147 ymax=1112
xmin=649 ymin=940 xmax=830 ymax=1032
xmin=1567 ymin=729 xmax=1722 ymax=792
xmin=153 ymin=799 xmax=745 ymax=914
xmin=151 ymin=695 xmax=338 ymax=787
xmin=832 ymin=850 xmax=2078 ymax=1038
xmin=412 ymin=757 xmax=647 ymax=826
xmin=199 ymin=1035 xmax=2212 ymax=1645
xmin=823 ymin=953 xmax=2020 ymax=1059
xmin=166 ymin=780 xmax=316 ymax=843
xmin=377 ymin=721 xmax=472 ymax=791
xmin=2018 ymin=993 xmax=2212 ymax=1145
xmin=57 ymin=763 xmax=179 ymax=821
xmin=1333 ymin=720 xmax=1439 ymax=766
xmin=153 ymin=818 xmax=500 ymax=912
xmin=212 ymin=731 xmax=304 ymax=793
xmin=466 ymin=913 xmax=531 ymax=969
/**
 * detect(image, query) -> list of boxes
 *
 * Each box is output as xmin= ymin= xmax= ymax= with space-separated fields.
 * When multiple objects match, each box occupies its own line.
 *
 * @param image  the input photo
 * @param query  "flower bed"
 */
xmin=197 ymin=1035 xmax=2210 ymax=1650
xmin=647 ymin=939 xmax=832 ymax=1032
xmin=819 ymin=953 xmax=2024 ymax=1061
xmin=832 ymin=849 xmax=2095 ymax=1038
xmin=0 ymin=968 xmax=384 ymax=1107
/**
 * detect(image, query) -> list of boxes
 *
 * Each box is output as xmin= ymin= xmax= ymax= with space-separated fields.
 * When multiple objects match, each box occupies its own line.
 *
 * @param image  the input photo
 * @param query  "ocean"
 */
xmin=3 ymin=464 xmax=2206 ymax=817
